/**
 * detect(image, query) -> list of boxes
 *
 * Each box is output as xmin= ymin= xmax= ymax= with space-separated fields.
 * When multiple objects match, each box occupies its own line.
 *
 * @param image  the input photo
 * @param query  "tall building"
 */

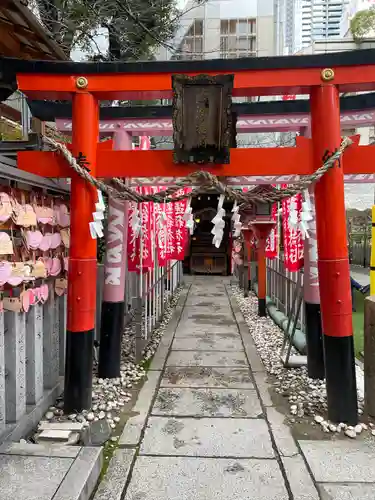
xmin=301 ymin=0 xmax=349 ymax=48
xmin=283 ymin=0 xmax=303 ymax=54
xmin=156 ymin=0 xmax=278 ymax=62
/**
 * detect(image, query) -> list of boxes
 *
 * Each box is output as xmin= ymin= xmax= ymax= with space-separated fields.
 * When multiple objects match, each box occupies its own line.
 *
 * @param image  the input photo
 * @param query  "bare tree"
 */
xmin=28 ymin=0 xmax=182 ymax=60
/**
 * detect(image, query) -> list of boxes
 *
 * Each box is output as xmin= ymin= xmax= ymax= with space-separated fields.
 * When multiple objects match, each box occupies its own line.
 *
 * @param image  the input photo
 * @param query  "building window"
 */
xmin=220 ymin=18 xmax=256 ymax=59
xmin=179 ymin=19 xmax=204 ymax=60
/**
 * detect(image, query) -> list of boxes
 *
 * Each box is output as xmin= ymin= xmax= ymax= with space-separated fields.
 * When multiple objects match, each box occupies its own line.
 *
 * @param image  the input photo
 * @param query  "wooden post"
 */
xmin=64 ymin=91 xmax=99 ymax=413
xmin=311 ymin=84 xmax=357 ymax=425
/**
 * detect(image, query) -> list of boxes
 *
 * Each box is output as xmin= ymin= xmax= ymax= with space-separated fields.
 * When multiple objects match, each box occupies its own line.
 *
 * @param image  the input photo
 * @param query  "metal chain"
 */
xmin=42 ymin=135 xmax=352 ymax=205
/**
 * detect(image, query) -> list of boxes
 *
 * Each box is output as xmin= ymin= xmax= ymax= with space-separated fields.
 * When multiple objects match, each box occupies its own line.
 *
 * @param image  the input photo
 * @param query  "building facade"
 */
xmin=156 ymin=0 xmax=278 ymax=62
xmin=295 ymin=0 xmax=349 ymax=49
xmin=283 ymin=0 xmax=303 ymax=54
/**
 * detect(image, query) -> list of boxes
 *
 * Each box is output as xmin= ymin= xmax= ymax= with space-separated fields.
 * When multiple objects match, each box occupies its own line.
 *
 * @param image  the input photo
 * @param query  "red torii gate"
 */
xmin=10 ymin=50 xmax=375 ymax=425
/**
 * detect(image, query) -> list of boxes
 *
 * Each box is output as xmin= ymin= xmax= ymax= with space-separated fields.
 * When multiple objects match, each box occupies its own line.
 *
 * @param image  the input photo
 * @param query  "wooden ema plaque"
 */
xmin=172 ymin=74 xmax=234 ymax=164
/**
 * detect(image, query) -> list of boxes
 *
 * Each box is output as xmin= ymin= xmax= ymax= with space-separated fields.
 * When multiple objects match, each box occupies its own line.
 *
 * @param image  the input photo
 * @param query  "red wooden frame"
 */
xmin=16 ymin=65 xmax=375 ymax=100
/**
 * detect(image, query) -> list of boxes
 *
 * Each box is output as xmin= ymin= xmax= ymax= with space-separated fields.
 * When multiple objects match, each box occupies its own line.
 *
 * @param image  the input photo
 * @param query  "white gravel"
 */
xmin=232 ymin=285 xmax=374 ymax=438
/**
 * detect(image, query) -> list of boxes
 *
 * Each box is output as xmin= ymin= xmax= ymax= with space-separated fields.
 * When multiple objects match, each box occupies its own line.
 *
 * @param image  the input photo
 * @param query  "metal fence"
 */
xmin=129 ymin=261 xmax=183 ymax=361
xmin=266 ymin=256 xmax=305 ymax=332
xmin=350 ymin=240 xmax=371 ymax=268
xmin=234 ymin=255 xmax=306 ymax=333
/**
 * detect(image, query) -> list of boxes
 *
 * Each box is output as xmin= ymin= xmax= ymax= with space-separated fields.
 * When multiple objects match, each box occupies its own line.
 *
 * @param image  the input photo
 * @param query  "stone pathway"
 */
xmin=95 ymin=277 xmax=375 ymax=500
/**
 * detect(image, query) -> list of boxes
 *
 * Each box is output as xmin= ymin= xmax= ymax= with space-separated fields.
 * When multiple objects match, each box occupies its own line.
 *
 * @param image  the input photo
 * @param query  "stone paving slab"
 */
xmin=167 ymin=350 xmax=247 ymax=367
xmin=152 ymin=387 xmax=263 ymax=417
xmin=180 ymin=308 xmax=234 ymax=320
xmin=0 ymin=454 xmax=72 ymax=500
xmin=185 ymin=297 xmax=229 ymax=306
xmin=171 ymin=334 xmax=243 ymax=351
xmin=124 ymin=456 xmax=288 ymax=500
xmin=181 ymin=311 xmax=236 ymax=331
xmin=161 ymin=366 xmax=254 ymax=389
xmin=140 ymin=417 xmax=274 ymax=458
xmin=174 ymin=324 xmax=239 ymax=337
xmin=318 ymin=483 xmax=375 ymax=499
xmin=299 ymin=440 xmax=375 ymax=482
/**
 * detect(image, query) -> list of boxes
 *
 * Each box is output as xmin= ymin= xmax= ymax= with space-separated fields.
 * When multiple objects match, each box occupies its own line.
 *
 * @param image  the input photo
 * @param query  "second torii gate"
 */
xmin=8 ymin=49 xmax=375 ymax=425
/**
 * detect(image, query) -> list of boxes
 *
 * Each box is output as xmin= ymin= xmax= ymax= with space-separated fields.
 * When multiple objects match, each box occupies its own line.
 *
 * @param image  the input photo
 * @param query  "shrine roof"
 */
xmin=0 ymin=1 xmax=67 ymax=61
xmin=1 ymin=48 xmax=375 ymax=75
xmin=26 ymin=91 xmax=375 ymax=122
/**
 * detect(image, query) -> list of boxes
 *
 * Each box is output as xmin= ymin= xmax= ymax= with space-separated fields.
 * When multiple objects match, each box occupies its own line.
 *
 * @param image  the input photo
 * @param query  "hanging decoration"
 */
xmin=89 ymin=189 xmax=105 ymax=239
xmin=171 ymin=187 xmax=192 ymax=260
xmin=165 ymin=194 xmax=176 ymax=261
xmin=265 ymin=185 xmax=279 ymax=259
xmin=211 ymin=194 xmax=226 ymax=249
xmin=127 ymin=189 xmax=141 ymax=271
xmin=231 ymin=200 xmax=242 ymax=238
xmin=300 ymin=190 xmax=314 ymax=239
xmin=282 ymin=185 xmax=304 ymax=272
xmin=139 ymin=186 xmax=153 ymax=270
xmin=183 ymin=197 xmax=194 ymax=235
xmin=153 ymin=186 xmax=167 ymax=267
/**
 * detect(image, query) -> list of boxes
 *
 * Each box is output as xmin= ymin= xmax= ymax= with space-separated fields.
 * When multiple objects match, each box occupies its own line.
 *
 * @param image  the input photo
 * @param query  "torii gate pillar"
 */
xmin=311 ymin=85 xmax=358 ymax=424
xmin=64 ymin=92 xmax=99 ymax=413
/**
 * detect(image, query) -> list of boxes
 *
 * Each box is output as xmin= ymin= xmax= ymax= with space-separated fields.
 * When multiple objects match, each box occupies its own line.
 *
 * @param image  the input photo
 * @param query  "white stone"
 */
xmin=328 ymin=424 xmax=337 ymax=432
xmin=354 ymin=424 xmax=363 ymax=434
xmin=68 ymin=413 xmax=77 ymax=420
xmin=45 ymin=411 xmax=54 ymax=420
xmin=314 ymin=415 xmax=324 ymax=424
xmin=344 ymin=429 xmax=357 ymax=438
xmin=98 ymin=411 xmax=106 ymax=420
xmin=87 ymin=412 xmax=95 ymax=421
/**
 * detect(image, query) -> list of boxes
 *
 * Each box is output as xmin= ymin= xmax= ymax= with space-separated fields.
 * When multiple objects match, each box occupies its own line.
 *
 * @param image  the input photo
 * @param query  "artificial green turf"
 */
xmin=352 ymin=288 xmax=367 ymax=358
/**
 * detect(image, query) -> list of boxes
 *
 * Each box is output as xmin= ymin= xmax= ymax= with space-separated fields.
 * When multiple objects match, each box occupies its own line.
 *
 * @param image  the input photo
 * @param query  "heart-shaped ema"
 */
xmin=0 ymin=261 xmax=12 ymax=285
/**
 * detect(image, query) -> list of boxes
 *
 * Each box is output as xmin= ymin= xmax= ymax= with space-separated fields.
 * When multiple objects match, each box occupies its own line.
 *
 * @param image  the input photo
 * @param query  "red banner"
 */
xmin=282 ymin=186 xmax=304 ymax=272
xmin=139 ymin=186 xmax=153 ymax=271
xmin=153 ymin=186 xmax=167 ymax=267
xmin=165 ymin=195 xmax=176 ymax=262
xmin=127 ymin=195 xmax=140 ymax=272
xmin=171 ymin=188 xmax=192 ymax=261
xmin=127 ymin=186 xmax=153 ymax=272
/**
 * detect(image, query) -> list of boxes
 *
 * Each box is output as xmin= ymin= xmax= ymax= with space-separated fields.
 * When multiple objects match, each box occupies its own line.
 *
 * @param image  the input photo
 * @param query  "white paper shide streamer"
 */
xmin=288 ymin=190 xmax=313 ymax=240
xmin=130 ymin=203 xmax=142 ymax=238
xmin=183 ymin=197 xmax=195 ymax=235
xmin=231 ymin=200 xmax=242 ymax=238
xmin=89 ymin=189 xmax=105 ymax=239
xmin=211 ymin=194 xmax=226 ymax=249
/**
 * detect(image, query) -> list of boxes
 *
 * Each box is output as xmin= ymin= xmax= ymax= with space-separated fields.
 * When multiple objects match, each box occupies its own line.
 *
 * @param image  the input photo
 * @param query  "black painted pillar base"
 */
xmin=258 ymin=298 xmax=266 ymax=317
xmin=64 ymin=329 xmax=94 ymax=413
xmin=324 ymin=334 xmax=358 ymax=425
xmin=305 ymin=302 xmax=325 ymax=379
xmin=98 ymin=301 xmax=125 ymax=379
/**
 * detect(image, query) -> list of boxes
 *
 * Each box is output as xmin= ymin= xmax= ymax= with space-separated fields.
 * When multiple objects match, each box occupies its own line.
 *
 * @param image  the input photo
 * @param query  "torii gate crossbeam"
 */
xmin=8 ymin=49 xmax=373 ymax=425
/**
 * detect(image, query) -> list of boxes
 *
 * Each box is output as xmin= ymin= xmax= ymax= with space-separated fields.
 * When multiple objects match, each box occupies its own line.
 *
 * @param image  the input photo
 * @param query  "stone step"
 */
xmin=38 ymin=421 xmax=85 ymax=432
xmin=36 ymin=429 xmax=80 ymax=445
